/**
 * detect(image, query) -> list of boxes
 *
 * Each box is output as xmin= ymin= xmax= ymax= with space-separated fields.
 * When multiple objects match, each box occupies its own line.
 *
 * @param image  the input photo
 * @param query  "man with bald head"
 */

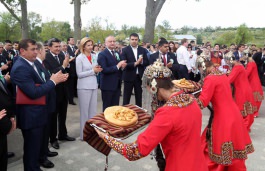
xmin=97 ymin=36 xmax=127 ymax=111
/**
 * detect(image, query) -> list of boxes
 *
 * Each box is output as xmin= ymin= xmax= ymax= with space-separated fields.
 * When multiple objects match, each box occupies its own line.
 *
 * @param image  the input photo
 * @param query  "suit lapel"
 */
xmin=20 ymin=58 xmax=44 ymax=83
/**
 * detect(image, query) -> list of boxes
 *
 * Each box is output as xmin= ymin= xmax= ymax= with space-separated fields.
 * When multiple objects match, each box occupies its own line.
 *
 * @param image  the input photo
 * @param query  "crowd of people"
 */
xmin=0 ymin=33 xmax=264 ymax=171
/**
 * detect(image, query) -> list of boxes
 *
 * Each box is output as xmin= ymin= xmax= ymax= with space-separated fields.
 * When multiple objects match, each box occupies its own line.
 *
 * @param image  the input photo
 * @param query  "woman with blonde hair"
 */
xmin=76 ymin=37 xmax=102 ymax=140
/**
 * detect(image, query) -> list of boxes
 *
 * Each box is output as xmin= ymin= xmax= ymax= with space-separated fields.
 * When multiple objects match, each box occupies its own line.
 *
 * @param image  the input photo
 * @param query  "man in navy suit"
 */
xmin=97 ymin=36 xmax=127 ymax=111
xmin=233 ymin=44 xmax=246 ymax=65
xmin=120 ymin=33 xmax=149 ymax=107
xmin=149 ymin=39 xmax=179 ymax=79
xmin=11 ymin=39 xmax=68 ymax=171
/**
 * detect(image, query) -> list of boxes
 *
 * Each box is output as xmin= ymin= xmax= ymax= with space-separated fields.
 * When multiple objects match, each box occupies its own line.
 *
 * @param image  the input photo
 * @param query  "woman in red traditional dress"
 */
xmin=197 ymin=61 xmax=254 ymax=171
xmin=245 ymin=57 xmax=264 ymax=118
xmin=95 ymin=60 xmax=208 ymax=171
xmin=228 ymin=57 xmax=256 ymax=132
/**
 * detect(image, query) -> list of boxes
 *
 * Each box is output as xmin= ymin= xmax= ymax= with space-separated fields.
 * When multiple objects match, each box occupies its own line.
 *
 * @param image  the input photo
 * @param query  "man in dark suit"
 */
xmin=149 ymin=39 xmax=179 ymax=79
xmin=11 ymin=39 xmax=68 ymax=171
xmin=0 ymin=74 xmax=15 ymax=171
xmin=2 ymin=40 xmax=15 ymax=75
xmin=120 ymin=33 xmax=149 ymax=107
xmin=35 ymin=42 xmax=60 ymax=168
xmin=66 ymin=37 xmax=78 ymax=105
xmin=233 ymin=44 xmax=246 ymax=65
xmin=253 ymin=48 xmax=265 ymax=86
xmin=98 ymin=36 xmax=127 ymax=111
xmin=43 ymin=38 xmax=75 ymax=150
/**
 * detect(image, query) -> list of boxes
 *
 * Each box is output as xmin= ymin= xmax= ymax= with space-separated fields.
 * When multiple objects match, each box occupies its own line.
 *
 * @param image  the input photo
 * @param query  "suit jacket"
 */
xmin=97 ymin=48 xmax=122 ymax=91
xmin=76 ymin=53 xmax=98 ymax=90
xmin=0 ymin=54 xmax=8 ymax=75
xmin=10 ymin=57 xmax=55 ymax=129
xmin=43 ymin=52 xmax=69 ymax=102
xmin=252 ymin=52 xmax=265 ymax=67
xmin=34 ymin=59 xmax=56 ymax=114
xmin=0 ymin=80 xmax=13 ymax=136
xmin=120 ymin=46 xmax=149 ymax=82
xmin=149 ymin=51 xmax=179 ymax=74
xmin=67 ymin=45 xmax=78 ymax=77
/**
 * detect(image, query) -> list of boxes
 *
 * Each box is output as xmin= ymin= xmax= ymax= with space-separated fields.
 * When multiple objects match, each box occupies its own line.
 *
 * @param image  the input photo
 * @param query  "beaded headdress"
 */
xmin=143 ymin=58 xmax=172 ymax=94
xmin=142 ymin=59 xmax=172 ymax=116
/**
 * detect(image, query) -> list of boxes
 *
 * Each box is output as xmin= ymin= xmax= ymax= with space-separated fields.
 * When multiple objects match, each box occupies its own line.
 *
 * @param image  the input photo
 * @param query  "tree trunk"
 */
xmin=143 ymin=0 xmax=166 ymax=43
xmin=20 ymin=0 xmax=29 ymax=39
xmin=74 ymin=0 xmax=82 ymax=41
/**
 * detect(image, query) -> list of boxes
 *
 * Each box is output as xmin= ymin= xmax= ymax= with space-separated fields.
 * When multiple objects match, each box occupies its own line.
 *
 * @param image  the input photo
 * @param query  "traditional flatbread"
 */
xmin=104 ymin=106 xmax=138 ymax=127
xmin=172 ymin=78 xmax=195 ymax=89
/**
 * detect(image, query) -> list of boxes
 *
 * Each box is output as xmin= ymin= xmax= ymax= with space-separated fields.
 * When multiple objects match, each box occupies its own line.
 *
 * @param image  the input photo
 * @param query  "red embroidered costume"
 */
xmin=228 ymin=64 xmax=256 ymax=131
xmin=103 ymin=92 xmax=208 ymax=171
xmin=197 ymin=68 xmax=254 ymax=171
xmin=245 ymin=61 xmax=264 ymax=117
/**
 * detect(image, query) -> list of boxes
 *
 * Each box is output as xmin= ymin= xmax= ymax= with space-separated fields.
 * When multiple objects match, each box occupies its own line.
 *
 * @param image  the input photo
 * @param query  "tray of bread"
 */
xmin=83 ymin=104 xmax=152 ymax=156
xmin=172 ymin=78 xmax=201 ymax=94
xmin=104 ymin=106 xmax=138 ymax=128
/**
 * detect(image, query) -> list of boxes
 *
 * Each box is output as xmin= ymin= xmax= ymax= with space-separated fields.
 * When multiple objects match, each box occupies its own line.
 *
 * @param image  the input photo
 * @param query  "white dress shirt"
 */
xmin=177 ymin=45 xmax=191 ymax=70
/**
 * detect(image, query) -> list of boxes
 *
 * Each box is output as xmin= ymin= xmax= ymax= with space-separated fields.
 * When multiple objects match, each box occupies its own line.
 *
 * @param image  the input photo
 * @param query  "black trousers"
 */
xmin=101 ymin=89 xmax=121 ymax=112
xmin=258 ymin=65 xmax=264 ymax=85
xmin=50 ymin=98 xmax=68 ymax=142
xmin=40 ymin=112 xmax=52 ymax=162
xmin=178 ymin=64 xmax=190 ymax=80
xmin=67 ymin=76 xmax=77 ymax=102
xmin=123 ymin=75 xmax=142 ymax=107
xmin=0 ymin=135 xmax=8 ymax=171
xmin=22 ymin=127 xmax=44 ymax=171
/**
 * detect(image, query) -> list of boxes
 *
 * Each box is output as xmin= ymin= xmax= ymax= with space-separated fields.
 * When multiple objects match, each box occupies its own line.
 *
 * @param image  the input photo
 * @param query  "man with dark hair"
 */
xmin=2 ymin=40 xmax=15 ymax=75
xmin=190 ymin=40 xmax=198 ymax=51
xmin=233 ymin=44 xmax=246 ymax=65
xmin=149 ymin=39 xmax=179 ymax=79
xmin=176 ymin=38 xmax=191 ymax=80
xmin=11 ymin=38 xmax=68 ymax=171
xmin=66 ymin=37 xmax=78 ymax=105
xmin=120 ymin=33 xmax=149 ymax=107
xmin=44 ymin=38 xmax=75 ymax=150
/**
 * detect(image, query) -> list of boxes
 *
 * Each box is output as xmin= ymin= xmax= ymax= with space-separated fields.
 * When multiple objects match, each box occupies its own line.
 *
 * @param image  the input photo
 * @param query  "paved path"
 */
xmin=7 ymin=88 xmax=265 ymax=171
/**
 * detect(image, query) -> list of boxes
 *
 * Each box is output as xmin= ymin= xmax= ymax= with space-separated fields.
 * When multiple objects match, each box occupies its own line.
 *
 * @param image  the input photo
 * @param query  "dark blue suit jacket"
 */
xmin=34 ymin=59 xmax=56 ymax=114
xmin=10 ymin=57 xmax=55 ymax=130
xmin=97 ymin=48 xmax=122 ymax=91
xmin=120 ymin=46 xmax=149 ymax=82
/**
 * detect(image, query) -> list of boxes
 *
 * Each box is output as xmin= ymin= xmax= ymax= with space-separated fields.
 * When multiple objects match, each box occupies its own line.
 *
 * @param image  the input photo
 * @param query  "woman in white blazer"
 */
xmin=76 ymin=37 xmax=102 ymax=140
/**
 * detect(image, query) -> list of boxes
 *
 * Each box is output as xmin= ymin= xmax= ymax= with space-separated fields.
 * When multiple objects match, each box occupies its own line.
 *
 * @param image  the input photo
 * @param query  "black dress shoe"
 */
xmin=58 ymin=135 xmax=76 ymax=141
xmin=7 ymin=152 xmax=15 ymax=158
xmin=47 ymin=150 xmax=58 ymax=157
xmin=40 ymin=159 xmax=54 ymax=168
xmin=51 ymin=141 xmax=60 ymax=149
xmin=69 ymin=101 xmax=76 ymax=105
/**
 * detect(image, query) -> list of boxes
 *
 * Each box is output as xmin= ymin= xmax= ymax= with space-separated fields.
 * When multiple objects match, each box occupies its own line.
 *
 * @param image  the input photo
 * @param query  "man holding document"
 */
xmin=10 ymin=39 xmax=68 ymax=171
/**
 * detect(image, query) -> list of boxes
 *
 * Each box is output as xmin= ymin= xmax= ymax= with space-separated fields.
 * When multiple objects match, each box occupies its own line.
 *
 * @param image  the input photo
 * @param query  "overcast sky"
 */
xmin=0 ymin=0 xmax=264 ymax=29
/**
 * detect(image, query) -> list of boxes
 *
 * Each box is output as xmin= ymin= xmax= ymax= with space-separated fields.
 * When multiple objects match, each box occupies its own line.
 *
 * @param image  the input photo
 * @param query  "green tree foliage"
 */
xmin=155 ymin=20 xmax=174 ymax=42
xmin=0 ymin=12 xmax=21 ymax=40
xmin=85 ymin=17 xmax=115 ymax=44
xmin=40 ymin=20 xmax=71 ymax=41
xmin=196 ymin=34 xmax=203 ymax=45
xmin=235 ymin=24 xmax=253 ymax=45
xmin=214 ymin=31 xmax=236 ymax=46
xmin=28 ymin=12 xmax=42 ymax=40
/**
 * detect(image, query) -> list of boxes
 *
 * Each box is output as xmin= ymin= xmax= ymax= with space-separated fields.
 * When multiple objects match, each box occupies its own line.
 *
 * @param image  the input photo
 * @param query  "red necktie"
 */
xmin=163 ymin=54 xmax=167 ymax=66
